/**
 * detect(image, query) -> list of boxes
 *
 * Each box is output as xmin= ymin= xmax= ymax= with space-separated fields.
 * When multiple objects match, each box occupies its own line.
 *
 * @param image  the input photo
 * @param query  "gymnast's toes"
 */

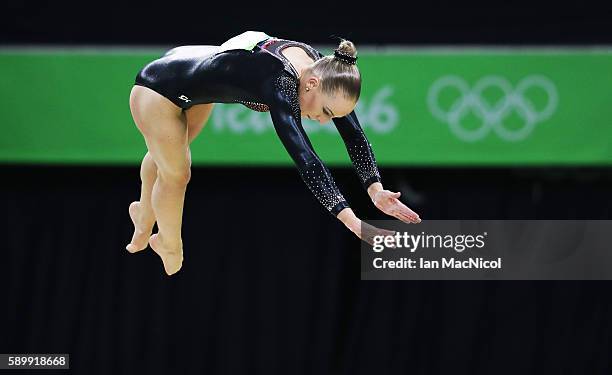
xmin=127 ymin=201 xmax=152 ymax=253
xmin=149 ymin=234 xmax=183 ymax=276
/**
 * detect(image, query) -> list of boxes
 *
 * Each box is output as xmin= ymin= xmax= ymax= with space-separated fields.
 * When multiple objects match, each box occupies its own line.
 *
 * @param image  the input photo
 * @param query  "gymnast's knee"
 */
xmin=158 ymin=165 xmax=191 ymax=186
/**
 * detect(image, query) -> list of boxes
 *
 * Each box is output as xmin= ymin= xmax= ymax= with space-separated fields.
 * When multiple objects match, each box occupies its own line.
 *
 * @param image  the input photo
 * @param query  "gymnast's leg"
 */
xmin=128 ymin=85 xmax=192 ymax=275
xmin=126 ymin=103 xmax=215 ymax=253
xmin=146 ymin=131 xmax=189 ymax=276
xmin=126 ymin=152 xmax=157 ymax=253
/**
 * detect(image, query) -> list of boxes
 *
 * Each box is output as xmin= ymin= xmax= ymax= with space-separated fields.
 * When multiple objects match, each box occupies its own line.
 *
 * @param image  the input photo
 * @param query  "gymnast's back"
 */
xmin=134 ymin=31 xmax=321 ymax=110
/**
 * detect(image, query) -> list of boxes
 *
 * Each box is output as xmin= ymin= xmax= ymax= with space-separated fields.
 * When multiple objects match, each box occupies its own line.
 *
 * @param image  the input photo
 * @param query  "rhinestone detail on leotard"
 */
xmin=237 ymin=100 xmax=270 ymax=112
xmin=345 ymin=134 xmax=381 ymax=188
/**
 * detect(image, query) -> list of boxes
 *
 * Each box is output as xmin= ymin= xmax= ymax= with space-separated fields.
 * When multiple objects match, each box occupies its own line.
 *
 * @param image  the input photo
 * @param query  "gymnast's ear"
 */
xmin=305 ymin=75 xmax=321 ymax=89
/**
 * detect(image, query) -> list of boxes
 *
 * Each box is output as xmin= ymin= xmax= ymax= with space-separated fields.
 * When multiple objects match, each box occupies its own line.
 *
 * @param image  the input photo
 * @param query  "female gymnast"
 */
xmin=126 ymin=31 xmax=421 ymax=275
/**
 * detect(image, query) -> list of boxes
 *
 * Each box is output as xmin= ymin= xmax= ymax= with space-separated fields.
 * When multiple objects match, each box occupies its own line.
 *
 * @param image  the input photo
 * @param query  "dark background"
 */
xmin=2 ymin=0 xmax=612 ymax=374
xmin=3 ymin=0 xmax=612 ymax=45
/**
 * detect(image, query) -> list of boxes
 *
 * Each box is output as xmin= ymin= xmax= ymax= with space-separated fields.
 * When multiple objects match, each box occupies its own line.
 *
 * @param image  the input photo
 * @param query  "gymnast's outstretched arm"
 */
xmin=332 ymin=110 xmax=381 ymax=189
xmin=333 ymin=110 xmax=421 ymax=224
xmin=267 ymin=75 xmax=381 ymax=240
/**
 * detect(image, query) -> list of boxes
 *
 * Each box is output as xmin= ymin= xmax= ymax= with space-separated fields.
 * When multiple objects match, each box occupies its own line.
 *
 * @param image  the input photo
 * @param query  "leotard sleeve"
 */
xmin=267 ymin=73 xmax=350 ymax=217
xmin=332 ymin=111 xmax=382 ymax=190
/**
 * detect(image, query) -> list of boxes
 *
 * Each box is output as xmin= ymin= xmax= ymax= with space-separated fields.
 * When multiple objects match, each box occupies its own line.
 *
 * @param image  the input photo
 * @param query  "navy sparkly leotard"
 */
xmin=134 ymin=32 xmax=381 ymax=217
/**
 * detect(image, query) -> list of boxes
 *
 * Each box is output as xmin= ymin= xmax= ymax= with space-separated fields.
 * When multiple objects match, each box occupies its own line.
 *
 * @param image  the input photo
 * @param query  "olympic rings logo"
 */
xmin=427 ymin=75 xmax=558 ymax=141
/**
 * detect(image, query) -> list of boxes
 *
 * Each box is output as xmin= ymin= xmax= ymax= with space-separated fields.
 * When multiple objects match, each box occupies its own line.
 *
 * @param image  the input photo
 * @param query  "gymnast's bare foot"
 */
xmin=149 ymin=233 xmax=183 ymax=276
xmin=126 ymin=201 xmax=155 ymax=253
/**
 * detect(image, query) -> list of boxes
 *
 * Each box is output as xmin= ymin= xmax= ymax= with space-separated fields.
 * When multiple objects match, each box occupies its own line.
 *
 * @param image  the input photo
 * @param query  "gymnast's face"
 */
xmin=299 ymin=75 xmax=355 ymax=124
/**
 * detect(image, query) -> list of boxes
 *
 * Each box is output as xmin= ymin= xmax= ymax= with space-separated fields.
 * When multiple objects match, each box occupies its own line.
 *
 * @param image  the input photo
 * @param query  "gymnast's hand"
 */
xmin=368 ymin=183 xmax=421 ymax=224
xmin=337 ymin=208 xmax=396 ymax=246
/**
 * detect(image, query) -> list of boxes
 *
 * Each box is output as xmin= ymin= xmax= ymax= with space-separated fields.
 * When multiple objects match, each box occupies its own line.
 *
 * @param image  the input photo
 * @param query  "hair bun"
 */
xmin=333 ymin=39 xmax=358 ymax=65
xmin=334 ymin=49 xmax=357 ymax=65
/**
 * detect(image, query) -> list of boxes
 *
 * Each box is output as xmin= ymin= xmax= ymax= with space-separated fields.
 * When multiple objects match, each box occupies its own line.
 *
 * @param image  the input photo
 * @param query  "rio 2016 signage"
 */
xmin=210 ymin=86 xmax=398 ymax=135
xmin=0 ymin=48 xmax=610 ymax=165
